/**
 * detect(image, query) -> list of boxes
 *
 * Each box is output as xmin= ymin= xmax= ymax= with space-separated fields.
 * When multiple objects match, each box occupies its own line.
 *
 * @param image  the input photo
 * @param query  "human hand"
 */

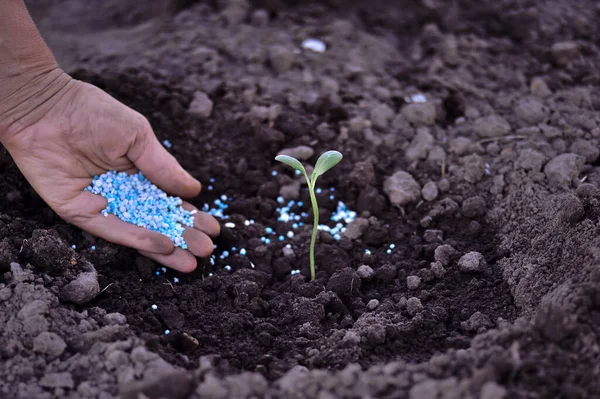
xmin=0 ymin=72 xmax=219 ymax=272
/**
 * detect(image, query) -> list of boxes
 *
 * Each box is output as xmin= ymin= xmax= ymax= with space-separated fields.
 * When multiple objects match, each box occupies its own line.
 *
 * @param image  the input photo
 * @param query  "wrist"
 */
xmin=0 ymin=68 xmax=75 ymax=145
xmin=0 ymin=0 xmax=75 ymax=144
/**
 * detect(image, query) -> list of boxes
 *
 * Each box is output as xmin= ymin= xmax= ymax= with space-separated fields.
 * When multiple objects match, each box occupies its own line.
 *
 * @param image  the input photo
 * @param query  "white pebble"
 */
xmin=405 ymin=93 xmax=427 ymax=103
xmin=301 ymin=38 xmax=326 ymax=53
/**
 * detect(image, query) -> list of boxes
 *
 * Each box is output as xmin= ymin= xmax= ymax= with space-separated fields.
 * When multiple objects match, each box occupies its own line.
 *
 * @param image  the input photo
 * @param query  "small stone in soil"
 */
xmin=33 ymin=332 xmax=67 ymax=358
xmin=40 ymin=372 xmax=74 ymax=389
xmin=188 ymin=91 xmax=213 ymax=119
xmin=280 ymin=181 xmax=300 ymax=201
xmin=571 ymin=139 xmax=600 ymax=164
xmin=350 ymin=160 xmax=376 ymax=188
xmin=282 ymin=246 xmax=295 ymax=258
xmin=407 ymin=275 xmax=422 ymax=290
xmin=59 ymin=272 xmax=100 ymax=305
xmin=401 ymin=102 xmax=436 ymax=126
xmin=544 ymin=153 xmax=585 ymax=188
xmin=438 ymin=178 xmax=450 ymax=192
xmin=397 ymin=296 xmax=408 ymax=309
xmin=383 ymin=171 xmax=421 ymax=206
xmin=450 ymin=136 xmax=473 ymax=156
xmin=250 ymin=9 xmax=269 ymax=26
xmin=551 ymin=41 xmax=580 ymax=66
xmin=462 ymin=154 xmax=486 ymax=183
xmin=367 ymin=299 xmax=380 ymax=310
xmin=268 ymin=45 xmax=295 ymax=73
xmin=515 ymin=97 xmax=546 ymax=125
xmin=343 ymin=217 xmax=369 ymax=240
xmin=370 ymin=103 xmax=395 ymax=129
xmin=406 ymin=127 xmax=434 ymax=162
xmin=516 ymin=149 xmax=546 ymax=172
xmin=278 ymin=145 xmax=314 ymax=160
xmin=423 ymin=229 xmax=443 ymax=243
xmin=473 ymin=114 xmax=511 ymax=138
xmin=461 ymin=311 xmax=493 ymax=332
xmin=480 ymin=382 xmax=507 ymax=399
xmin=434 ymin=244 xmax=457 ymax=266
xmin=103 ymin=313 xmax=127 ymax=326
xmin=458 ymin=251 xmax=487 ymax=273
xmin=407 ymin=297 xmax=424 ymax=316
xmin=530 ymin=77 xmax=552 ymax=98
xmin=431 ymin=262 xmax=446 ymax=279
xmin=375 ymin=264 xmax=397 ymax=283
xmin=357 ymin=265 xmax=374 ymax=280
xmin=0 ymin=287 xmax=12 ymax=301
xmin=461 ymin=196 xmax=487 ymax=218
xmin=421 ymin=182 xmax=439 ymax=201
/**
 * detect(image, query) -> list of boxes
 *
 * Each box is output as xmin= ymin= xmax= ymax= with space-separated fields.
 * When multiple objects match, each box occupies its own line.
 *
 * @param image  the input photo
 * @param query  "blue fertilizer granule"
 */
xmin=85 ymin=170 xmax=195 ymax=249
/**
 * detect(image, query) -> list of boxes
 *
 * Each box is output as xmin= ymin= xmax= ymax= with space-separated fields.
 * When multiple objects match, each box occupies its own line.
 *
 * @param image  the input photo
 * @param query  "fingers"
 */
xmin=140 ymin=228 xmax=215 ymax=273
xmin=128 ymin=123 xmax=201 ymax=198
xmin=66 ymin=180 xmax=218 ymax=273
xmin=139 ymin=248 xmax=198 ymax=273
xmin=183 ymin=228 xmax=215 ymax=258
xmin=182 ymin=202 xmax=221 ymax=237
xmin=67 ymin=193 xmax=175 ymax=255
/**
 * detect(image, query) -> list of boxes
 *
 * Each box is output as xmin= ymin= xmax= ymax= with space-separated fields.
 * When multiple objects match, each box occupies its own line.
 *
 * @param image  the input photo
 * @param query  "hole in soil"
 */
xmin=442 ymin=90 xmax=466 ymax=124
xmin=75 ymin=71 xmax=518 ymax=380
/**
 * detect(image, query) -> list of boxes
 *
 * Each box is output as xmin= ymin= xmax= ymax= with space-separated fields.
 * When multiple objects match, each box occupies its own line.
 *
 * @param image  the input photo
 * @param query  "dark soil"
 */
xmin=2 ymin=0 xmax=600 ymax=398
xmin=71 ymin=69 xmax=515 ymax=378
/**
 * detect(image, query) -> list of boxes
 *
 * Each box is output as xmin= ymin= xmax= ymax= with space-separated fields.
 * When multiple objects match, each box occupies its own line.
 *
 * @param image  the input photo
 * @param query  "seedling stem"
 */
xmin=275 ymin=150 xmax=343 ymax=280
xmin=307 ymin=178 xmax=319 ymax=280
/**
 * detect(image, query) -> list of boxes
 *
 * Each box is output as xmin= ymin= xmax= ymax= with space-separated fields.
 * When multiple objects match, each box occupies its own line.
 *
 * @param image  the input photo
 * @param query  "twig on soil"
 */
xmin=19 ymin=239 xmax=27 ymax=253
xmin=441 ymin=157 xmax=446 ymax=178
xmin=163 ymin=280 xmax=177 ymax=293
xmin=477 ymin=135 xmax=527 ymax=144
xmin=93 ymin=282 xmax=115 ymax=299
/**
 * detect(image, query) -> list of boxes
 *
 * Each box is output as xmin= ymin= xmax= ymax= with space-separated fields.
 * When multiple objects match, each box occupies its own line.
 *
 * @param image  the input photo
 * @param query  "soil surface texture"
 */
xmin=2 ymin=1 xmax=600 ymax=398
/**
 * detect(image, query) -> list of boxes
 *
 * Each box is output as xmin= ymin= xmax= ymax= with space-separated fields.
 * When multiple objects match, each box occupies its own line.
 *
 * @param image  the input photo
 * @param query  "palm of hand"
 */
xmin=3 ymin=81 xmax=219 ymax=272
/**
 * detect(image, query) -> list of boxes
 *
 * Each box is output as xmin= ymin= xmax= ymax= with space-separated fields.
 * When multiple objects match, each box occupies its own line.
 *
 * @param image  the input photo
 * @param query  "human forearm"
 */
xmin=0 ymin=0 xmax=73 ymax=143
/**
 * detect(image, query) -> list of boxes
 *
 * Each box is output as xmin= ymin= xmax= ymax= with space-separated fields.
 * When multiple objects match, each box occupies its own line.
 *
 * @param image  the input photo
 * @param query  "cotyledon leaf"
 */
xmin=312 ymin=150 xmax=343 ymax=181
xmin=275 ymin=155 xmax=307 ymax=175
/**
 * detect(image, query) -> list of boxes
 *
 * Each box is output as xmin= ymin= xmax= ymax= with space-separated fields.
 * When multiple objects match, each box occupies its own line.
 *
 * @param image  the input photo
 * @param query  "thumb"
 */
xmin=128 ymin=123 xmax=201 ymax=198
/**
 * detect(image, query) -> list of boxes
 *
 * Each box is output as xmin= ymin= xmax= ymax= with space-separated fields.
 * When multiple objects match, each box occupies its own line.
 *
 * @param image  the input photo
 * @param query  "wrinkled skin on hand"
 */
xmin=0 ymin=75 xmax=219 ymax=272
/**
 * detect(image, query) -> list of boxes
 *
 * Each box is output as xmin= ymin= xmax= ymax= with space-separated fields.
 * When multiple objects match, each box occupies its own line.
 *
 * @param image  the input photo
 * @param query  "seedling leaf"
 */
xmin=312 ymin=151 xmax=342 ymax=181
xmin=275 ymin=155 xmax=307 ymax=175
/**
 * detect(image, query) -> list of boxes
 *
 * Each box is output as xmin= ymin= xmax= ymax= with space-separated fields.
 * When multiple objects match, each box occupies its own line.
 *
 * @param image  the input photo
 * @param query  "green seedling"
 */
xmin=275 ymin=150 xmax=343 ymax=280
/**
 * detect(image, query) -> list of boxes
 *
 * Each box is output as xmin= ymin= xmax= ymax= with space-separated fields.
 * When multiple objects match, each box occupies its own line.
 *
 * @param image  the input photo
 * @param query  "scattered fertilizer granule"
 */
xmin=85 ymin=170 xmax=195 ymax=249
